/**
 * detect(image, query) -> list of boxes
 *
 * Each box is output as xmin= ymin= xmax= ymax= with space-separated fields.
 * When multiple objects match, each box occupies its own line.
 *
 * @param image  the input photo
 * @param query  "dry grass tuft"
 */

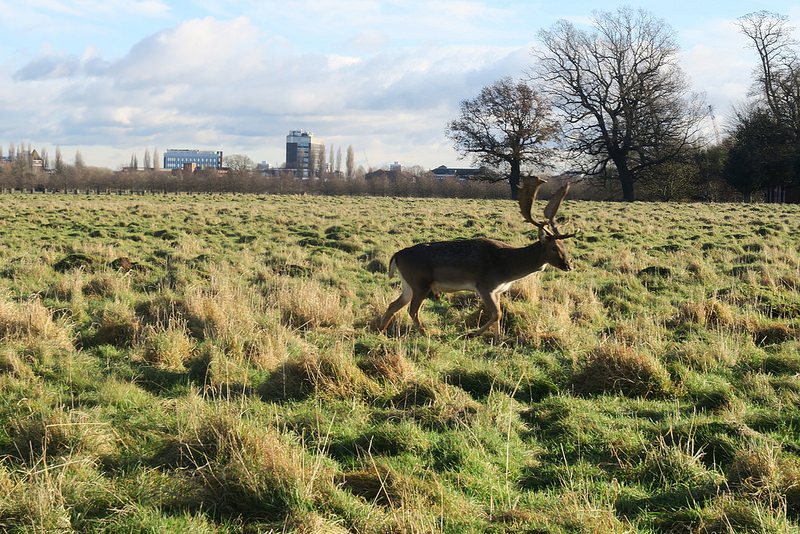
xmin=390 ymin=381 xmax=440 ymax=408
xmin=156 ymin=411 xmax=334 ymax=521
xmin=0 ymin=345 xmax=35 ymax=379
xmin=726 ymin=441 xmax=800 ymax=511
xmin=0 ymin=296 xmax=73 ymax=350
xmin=748 ymin=323 xmax=799 ymax=347
xmin=340 ymin=462 xmax=443 ymax=521
xmin=184 ymin=280 xmax=262 ymax=338
xmin=727 ymin=444 xmax=781 ymax=492
xmin=269 ymin=278 xmax=352 ymax=330
xmin=505 ymin=275 xmax=540 ymax=303
xmin=389 ymin=380 xmax=480 ymax=429
xmin=82 ymin=273 xmax=127 ymax=298
xmin=91 ymin=303 xmax=140 ymax=347
xmin=289 ymin=512 xmax=350 ymax=534
xmin=259 ymin=343 xmax=371 ymax=401
xmin=135 ymin=294 xmax=198 ymax=335
xmin=340 ymin=464 xmax=398 ymax=507
xmin=139 ymin=322 xmax=195 ymax=370
xmin=636 ymin=435 xmax=717 ymax=487
xmin=8 ymin=409 xmax=118 ymax=462
xmin=48 ymin=270 xmax=85 ymax=301
xmin=610 ymin=315 xmax=666 ymax=347
xmin=571 ymin=343 xmax=672 ymax=398
xmin=656 ymin=494 xmax=783 ymax=533
xmin=357 ymin=344 xmax=416 ymax=383
xmin=676 ymin=298 xmax=735 ymax=328
xmin=0 ymin=463 xmax=74 ymax=531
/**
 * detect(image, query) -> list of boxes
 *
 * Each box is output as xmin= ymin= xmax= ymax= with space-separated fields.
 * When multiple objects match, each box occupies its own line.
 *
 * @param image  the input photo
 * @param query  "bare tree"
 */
xmin=223 ymin=154 xmax=255 ymax=172
xmin=144 ymin=148 xmax=151 ymax=170
xmin=75 ymin=150 xmax=84 ymax=168
xmin=153 ymin=147 xmax=161 ymax=170
xmin=446 ymin=77 xmax=560 ymax=200
xmin=336 ymin=147 xmax=342 ymax=175
xmin=536 ymin=7 xmax=705 ymax=201
xmin=738 ymin=11 xmax=800 ymax=136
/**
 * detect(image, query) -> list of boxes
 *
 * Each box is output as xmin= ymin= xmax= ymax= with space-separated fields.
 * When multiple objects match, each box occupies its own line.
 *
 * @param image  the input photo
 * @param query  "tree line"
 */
xmin=446 ymin=8 xmax=800 ymax=202
xmin=0 ymin=161 xmax=521 ymax=199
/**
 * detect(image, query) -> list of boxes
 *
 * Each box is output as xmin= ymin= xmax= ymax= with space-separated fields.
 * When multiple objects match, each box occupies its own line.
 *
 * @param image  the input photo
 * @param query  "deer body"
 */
xmin=379 ymin=177 xmax=577 ymax=340
xmin=380 ymin=235 xmax=573 ymax=339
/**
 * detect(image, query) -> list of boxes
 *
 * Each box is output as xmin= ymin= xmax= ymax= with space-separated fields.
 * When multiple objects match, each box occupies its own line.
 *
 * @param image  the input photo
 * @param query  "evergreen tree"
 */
xmin=346 ymin=146 xmax=355 ymax=180
xmin=55 ymin=147 xmax=64 ymax=175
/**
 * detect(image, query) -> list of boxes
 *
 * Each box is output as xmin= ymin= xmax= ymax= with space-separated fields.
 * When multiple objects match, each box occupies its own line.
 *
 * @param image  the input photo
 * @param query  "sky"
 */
xmin=1 ymin=1 xmax=799 ymax=171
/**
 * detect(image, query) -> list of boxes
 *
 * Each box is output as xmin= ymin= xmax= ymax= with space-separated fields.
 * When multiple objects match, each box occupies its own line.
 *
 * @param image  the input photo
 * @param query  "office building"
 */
xmin=285 ymin=130 xmax=324 ymax=178
xmin=163 ymin=149 xmax=223 ymax=170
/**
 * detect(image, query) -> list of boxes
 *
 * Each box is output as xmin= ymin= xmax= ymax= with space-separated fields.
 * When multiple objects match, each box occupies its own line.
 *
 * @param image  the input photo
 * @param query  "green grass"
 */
xmin=0 ymin=192 xmax=799 ymax=532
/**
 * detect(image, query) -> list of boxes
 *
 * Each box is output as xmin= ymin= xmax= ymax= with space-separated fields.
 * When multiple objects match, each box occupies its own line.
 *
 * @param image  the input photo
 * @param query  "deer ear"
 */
xmin=538 ymin=227 xmax=549 ymax=242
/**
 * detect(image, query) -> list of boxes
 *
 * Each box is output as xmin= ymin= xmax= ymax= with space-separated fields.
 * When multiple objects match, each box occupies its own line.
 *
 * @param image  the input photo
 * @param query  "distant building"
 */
xmin=286 ymin=130 xmax=324 ymax=178
xmin=430 ymin=165 xmax=481 ymax=180
xmin=163 ymin=149 xmax=223 ymax=170
xmin=1 ymin=149 xmax=44 ymax=171
xmin=30 ymin=149 xmax=44 ymax=170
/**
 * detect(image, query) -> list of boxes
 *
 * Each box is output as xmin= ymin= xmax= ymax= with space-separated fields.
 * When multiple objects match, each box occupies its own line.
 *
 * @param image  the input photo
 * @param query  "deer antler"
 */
xmin=544 ymin=184 xmax=568 ymax=224
xmin=518 ymin=175 xmax=547 ymax=224
xmin=544 ymin=184 xmax=577 ymax=239
xmin=519 ymin=179 xmax=577 ymax=239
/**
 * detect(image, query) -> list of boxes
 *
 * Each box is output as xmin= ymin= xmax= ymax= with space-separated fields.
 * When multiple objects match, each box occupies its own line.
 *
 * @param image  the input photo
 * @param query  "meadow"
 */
xmin=0 ymin=192 xmax=798 ymax=533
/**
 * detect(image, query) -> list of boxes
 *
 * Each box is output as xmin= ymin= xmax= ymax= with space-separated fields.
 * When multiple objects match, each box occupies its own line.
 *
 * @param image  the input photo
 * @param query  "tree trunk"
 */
xmin=509 ymin=160 xmax=521 ymax=200
xmin=619 ymin=167 xmax=635 ymax=202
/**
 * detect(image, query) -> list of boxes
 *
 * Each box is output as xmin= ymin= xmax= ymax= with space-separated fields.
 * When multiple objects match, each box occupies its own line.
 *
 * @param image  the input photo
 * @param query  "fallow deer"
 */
xmin=379 ymin=176 xmax=576 ymax=340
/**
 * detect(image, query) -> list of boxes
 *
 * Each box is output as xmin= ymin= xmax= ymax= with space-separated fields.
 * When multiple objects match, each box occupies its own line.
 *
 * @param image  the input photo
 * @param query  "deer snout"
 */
xmin=561 ymin=259 xmax=573 ymax=272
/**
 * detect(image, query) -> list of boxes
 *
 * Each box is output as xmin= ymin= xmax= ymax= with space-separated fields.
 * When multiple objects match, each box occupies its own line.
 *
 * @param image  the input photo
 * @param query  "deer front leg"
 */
xmin=469 ymin=289 xmax=502 ymax=340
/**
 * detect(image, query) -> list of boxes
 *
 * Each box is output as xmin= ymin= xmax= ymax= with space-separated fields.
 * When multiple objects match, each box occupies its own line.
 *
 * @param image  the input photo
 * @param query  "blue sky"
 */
xmin=1 ymin=1 xmax=799 ymax=171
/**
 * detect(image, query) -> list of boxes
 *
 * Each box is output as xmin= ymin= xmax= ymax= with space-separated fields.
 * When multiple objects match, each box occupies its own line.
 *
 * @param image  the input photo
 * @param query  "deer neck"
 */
xmin=502 ymin=241 xmax=549 ymax=280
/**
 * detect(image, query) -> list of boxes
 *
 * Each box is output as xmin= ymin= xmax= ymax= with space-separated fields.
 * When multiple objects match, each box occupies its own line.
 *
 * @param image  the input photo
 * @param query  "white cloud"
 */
xmin=129 ymin=0 xmax=171 ymax=17
xmin=112 ymin=16 xmax=264 ymax=85
xmin=346 ymin=30 xmax=388 ymax=53
xmin=5 ymin=2 xmax=796 ymax=170
xmin=4 ymin=13 xmax=529 ymax=168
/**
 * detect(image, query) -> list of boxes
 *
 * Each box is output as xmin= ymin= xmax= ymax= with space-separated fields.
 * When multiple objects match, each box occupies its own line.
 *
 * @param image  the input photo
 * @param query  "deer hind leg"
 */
xmin=470 ymin=289 xmax=502 ymax=340
xmin=379 ymin=278 xmax=413 ymax=331
xmin=407 ymin=285 xmax=431 ymax=335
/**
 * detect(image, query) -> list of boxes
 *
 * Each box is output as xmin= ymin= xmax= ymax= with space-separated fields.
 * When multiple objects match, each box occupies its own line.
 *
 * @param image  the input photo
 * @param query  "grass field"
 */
xmin=0 ymin=193 xmax=798 ymax=533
